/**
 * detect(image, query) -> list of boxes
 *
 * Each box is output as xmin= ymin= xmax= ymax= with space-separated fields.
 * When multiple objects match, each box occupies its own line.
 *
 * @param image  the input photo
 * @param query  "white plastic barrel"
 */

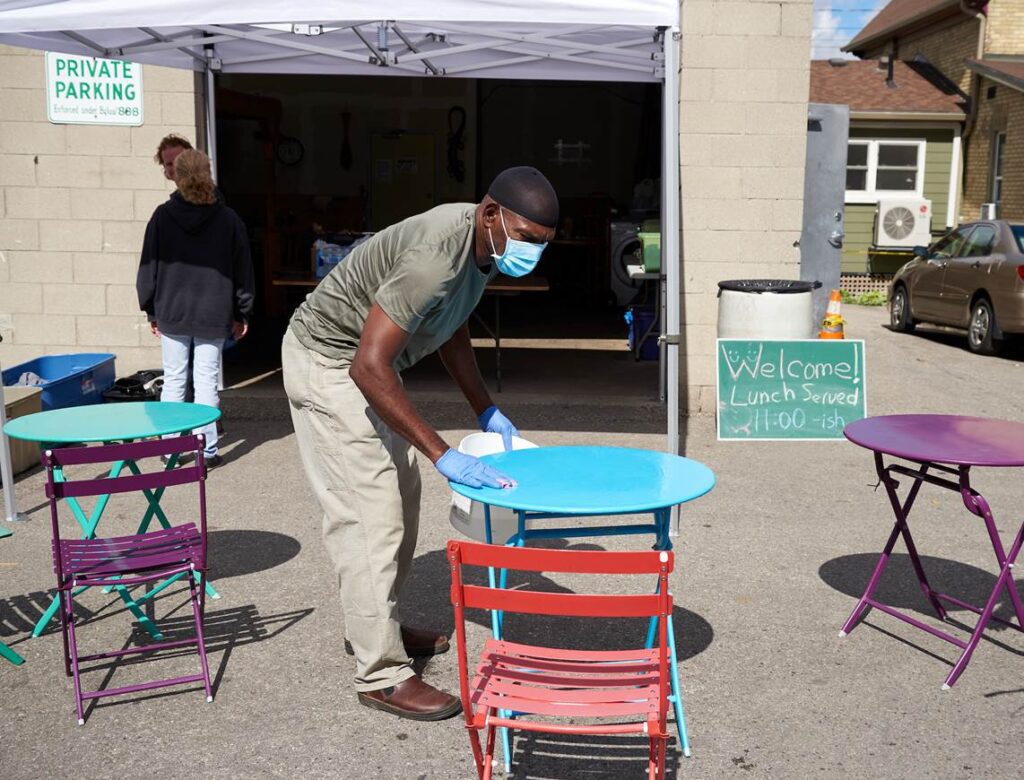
xmin=717 ymin=279 xmax=820 ymax=339
xmin=448 ymin=432 xmax=538 ymax=543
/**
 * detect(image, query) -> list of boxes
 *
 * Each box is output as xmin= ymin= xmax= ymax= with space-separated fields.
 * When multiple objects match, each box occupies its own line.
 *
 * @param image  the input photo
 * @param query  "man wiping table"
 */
xmin=281 ymin=167 xmax=558 ymax=720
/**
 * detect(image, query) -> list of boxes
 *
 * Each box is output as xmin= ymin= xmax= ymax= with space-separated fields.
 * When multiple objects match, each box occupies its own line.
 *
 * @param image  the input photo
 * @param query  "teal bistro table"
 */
xmin=3 ymin=401 xmax=221 ymax=639
xmin=450 ymin=445 xmax=716 ymax=767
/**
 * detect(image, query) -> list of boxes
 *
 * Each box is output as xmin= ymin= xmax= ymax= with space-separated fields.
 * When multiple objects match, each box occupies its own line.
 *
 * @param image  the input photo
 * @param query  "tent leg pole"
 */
xmin=0 ymin=357 xmax=20 ymax=523
xmin=662 ymin=27 xmax=681 ymax=456
xmin=204 ymin=64 xmax=218 ymax=183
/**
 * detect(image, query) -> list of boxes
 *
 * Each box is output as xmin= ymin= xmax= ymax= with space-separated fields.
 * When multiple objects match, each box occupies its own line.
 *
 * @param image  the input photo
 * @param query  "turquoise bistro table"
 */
xmin=450 ymin=445 xmax=716 ymax=767
xmin=4 ymin=402 xmax=221 ymax=638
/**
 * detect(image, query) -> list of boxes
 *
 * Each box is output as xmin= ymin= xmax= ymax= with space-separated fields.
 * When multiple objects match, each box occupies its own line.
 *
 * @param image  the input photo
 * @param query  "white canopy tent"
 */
xmin=0 ymin=1 xmax=682 ymax=522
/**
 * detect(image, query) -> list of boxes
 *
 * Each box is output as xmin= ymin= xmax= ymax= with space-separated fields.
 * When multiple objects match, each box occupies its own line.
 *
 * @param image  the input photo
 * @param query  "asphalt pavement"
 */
xmin=2 ymin=304 xmax=1024 ymax=778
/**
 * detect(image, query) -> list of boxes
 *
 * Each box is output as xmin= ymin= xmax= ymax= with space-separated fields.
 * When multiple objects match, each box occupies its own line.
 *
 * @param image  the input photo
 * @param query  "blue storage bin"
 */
xmin=624 ymin=307 xmax=660 ymax=361
xmin=2 ymin=353 xmax=116 ymax=411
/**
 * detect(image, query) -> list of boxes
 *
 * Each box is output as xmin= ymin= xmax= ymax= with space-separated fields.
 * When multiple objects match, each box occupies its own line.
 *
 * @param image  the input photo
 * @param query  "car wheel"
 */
xmin=967 ymin=297 xmax=999 ymax=355
xmin=890 ymin=285 xmax=915 ymax=333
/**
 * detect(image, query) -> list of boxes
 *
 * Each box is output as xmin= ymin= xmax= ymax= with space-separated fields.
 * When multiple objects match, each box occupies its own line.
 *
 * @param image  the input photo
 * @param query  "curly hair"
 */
xmin=174 ymin=149 xmax=217 ymax=205
xmin=153 ymin=133 xmax=193 ymax=164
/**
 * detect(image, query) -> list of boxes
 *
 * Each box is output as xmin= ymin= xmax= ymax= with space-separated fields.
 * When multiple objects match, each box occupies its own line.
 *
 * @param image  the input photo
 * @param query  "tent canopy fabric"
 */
xmin=0 ymin=1 xmax=678 ymax=81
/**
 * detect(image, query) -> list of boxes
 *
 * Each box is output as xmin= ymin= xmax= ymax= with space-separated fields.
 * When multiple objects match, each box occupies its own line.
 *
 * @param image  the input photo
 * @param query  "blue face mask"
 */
xmin=489 ymin=207 xmax=547 ymax=277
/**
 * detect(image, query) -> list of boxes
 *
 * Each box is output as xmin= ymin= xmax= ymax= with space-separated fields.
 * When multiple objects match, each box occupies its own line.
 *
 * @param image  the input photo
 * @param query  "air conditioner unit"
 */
xmin=874 ymin=198 xmax=933 ymax=248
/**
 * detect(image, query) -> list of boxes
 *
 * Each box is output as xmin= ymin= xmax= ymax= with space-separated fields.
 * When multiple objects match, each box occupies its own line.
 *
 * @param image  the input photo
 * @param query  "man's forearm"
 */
xmin=349 ymin=360 xmax=449 ymax=463
xmin=438 ymin=323 xmax=494 ymax=417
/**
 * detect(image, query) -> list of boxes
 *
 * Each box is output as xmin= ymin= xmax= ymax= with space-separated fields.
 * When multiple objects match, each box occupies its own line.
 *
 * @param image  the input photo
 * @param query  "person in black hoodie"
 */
xmin=137 ymin=149 xmax=255 ymax=467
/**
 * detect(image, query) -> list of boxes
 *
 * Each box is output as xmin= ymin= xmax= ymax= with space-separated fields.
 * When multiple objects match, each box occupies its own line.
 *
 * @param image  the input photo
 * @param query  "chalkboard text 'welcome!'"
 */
xmin=717 ymin=340 xmax=867 ymax=441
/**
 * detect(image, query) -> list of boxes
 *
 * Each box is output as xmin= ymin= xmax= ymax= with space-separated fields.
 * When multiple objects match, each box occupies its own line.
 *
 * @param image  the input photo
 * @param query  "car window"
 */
xmin=961 ymin=225 xmax=997 ymax=258
xmin=1012 ymin=224 xmax=1024 ymax=253
xmin=931 ymin=228 xmax=972 ymax=259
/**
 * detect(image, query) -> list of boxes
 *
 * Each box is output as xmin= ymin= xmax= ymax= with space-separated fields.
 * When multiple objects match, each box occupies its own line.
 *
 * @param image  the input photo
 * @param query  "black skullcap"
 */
xmin=487 ymin=166 xmax=559 ymax=228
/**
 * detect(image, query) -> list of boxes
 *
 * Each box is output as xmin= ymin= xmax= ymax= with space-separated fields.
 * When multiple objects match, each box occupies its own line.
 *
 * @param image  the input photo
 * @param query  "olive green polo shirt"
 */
xmin=289 ymin=203 xmax=495 ymax=372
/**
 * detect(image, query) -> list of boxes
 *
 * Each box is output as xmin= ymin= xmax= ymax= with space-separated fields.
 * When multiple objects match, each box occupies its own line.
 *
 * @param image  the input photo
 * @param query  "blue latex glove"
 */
xmin=479 ymin=405 xmax=519 ymax=452
xmin=436 ymin=449 xmax=516 ymax=489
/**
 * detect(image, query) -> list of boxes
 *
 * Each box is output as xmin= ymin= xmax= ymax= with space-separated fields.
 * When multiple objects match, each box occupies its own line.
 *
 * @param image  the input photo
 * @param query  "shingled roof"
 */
xmin=810 ymin=59 xmax=967 ymax=116
xmin=967 ymin=58 xmax=1024 ymax=93
xmin=844 ymin=0 xmax=965 ymax=54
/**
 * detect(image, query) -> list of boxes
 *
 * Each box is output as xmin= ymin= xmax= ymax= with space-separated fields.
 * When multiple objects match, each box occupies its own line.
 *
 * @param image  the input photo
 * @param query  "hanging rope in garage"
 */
xmin=447 ymin=105 xmax=466 ymax=183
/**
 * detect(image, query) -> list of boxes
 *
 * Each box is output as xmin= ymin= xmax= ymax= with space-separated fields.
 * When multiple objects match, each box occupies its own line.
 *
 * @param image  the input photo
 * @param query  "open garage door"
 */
xmin=0 ymin=1 xmax=682 ymax=521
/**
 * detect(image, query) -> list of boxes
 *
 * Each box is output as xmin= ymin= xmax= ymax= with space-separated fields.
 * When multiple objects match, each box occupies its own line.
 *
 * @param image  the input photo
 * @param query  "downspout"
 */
xmin=957 ymin=0 xmax=987 ymax=222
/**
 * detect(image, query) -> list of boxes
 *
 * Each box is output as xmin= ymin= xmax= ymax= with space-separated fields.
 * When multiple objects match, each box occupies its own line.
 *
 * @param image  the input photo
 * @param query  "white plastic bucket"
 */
xmin=448 ymin=432 xmax=538 ymax=543
xmin=717 ymin=279 xmax=819 ymax=339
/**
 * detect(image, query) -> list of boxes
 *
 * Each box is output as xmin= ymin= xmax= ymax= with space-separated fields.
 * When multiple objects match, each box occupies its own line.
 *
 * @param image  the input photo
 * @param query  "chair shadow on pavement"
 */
xmin=0 ymin=530 xmax=302 ymax=643
xmin=79 ymin=602 xmax=314 ymax=719
xmin=820 ymin=553 xmax=1024 ymax=659
xmin=509 ymin=732 xmax=682 ymax=779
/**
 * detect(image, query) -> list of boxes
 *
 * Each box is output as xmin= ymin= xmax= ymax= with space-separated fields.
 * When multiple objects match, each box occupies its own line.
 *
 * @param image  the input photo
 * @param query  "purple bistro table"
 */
xmin=842 ymin=414 xmax=1024 ymax=688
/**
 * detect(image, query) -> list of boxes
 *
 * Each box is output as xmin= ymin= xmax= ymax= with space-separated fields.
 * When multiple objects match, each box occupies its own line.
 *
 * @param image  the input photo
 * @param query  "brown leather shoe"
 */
xmin=344 ymin=625 xmax=450 ymax=658
xmin=357 ymin=676 xmax=462 ymax=721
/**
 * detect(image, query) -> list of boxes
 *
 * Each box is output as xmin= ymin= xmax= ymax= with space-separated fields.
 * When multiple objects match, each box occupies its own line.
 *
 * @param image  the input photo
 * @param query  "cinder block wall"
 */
xmin=0 ymin=44 xmax=198 ymax=375
xmin=678 ymin=0 xmax=812 ymax=414
xmin=963 ymin=80 xmax=1024 ymax=221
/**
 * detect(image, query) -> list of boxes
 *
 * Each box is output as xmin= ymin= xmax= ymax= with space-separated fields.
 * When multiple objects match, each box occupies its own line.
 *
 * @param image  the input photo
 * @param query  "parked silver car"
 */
xmin=889 ymin=220 xmax=1024 ymax=354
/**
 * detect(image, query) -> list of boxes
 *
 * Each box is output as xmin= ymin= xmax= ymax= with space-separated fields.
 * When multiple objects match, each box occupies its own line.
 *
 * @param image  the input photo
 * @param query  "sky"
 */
xmin=812 ymin=0 xmax=890 ymax=60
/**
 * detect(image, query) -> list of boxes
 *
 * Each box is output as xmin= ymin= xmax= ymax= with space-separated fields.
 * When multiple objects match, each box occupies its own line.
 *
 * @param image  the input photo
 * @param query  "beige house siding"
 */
xmin=0 ymin=44 xmax=198 ymax=374
xmin=841 ymin=126 xmax=956 ymax=274
xmin=679 ymin=0 xmax=812 ymax=414
xmin=985 ymin=1 xmax=1024 ymax=55
xmin=963 ymin=79 xmax=1024 ymax=221
xmin=859 ymin=15 xmax=981 ymax=94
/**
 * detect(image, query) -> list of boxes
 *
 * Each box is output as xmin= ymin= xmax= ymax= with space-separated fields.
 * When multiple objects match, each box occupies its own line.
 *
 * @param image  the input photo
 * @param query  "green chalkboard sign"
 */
xmin=716 ymin=339 xmax=867 ymax=440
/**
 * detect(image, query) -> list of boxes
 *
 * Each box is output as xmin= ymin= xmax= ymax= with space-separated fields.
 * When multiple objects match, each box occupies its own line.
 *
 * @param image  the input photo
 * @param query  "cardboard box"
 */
xmin=3 ymin=386 xmax=42 ymax=475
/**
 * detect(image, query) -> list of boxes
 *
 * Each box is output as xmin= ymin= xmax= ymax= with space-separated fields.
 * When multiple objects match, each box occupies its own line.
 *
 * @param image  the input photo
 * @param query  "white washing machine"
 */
xmin=609 ymin=220 xmax=643 ymax=306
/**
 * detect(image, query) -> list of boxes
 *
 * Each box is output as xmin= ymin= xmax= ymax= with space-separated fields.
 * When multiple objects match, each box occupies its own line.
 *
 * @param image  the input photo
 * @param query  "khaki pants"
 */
xmin=281 ymin=328 xmax=421 ymax=691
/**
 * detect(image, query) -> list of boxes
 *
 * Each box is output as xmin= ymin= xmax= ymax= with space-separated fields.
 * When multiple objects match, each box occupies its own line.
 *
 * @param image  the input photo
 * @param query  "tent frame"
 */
xmin=0 ymin=18 xmax=682 ymax=527
xmin=56 ymin=22 xmax=666 ymax=80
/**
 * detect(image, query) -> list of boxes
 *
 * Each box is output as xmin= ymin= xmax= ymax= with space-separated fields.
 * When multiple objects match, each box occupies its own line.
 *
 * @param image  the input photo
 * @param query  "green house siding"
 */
xmin=842 ymin=127 xmax=955 ymax=274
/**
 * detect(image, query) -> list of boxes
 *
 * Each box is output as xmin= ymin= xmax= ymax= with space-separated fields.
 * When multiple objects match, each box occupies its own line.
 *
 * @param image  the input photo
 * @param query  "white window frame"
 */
xmin=845 ymin=138 xmax=927 ymax=204
xmin=990 ymin=131 xmax=1006 ymax=206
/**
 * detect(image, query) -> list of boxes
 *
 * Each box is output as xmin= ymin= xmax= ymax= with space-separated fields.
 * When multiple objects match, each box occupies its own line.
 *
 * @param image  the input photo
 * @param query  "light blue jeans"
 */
xmin=160 ymin=333 xmax=224 ymax=456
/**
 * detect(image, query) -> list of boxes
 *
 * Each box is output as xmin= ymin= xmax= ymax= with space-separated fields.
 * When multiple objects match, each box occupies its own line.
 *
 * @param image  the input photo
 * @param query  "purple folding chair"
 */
xmin=43 ymin=435 xmax=213 ymax=724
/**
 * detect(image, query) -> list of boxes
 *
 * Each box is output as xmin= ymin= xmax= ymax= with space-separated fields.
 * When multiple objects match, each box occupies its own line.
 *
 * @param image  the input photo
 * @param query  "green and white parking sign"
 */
xmin=45 ymin=52 xmax=143 ymax=126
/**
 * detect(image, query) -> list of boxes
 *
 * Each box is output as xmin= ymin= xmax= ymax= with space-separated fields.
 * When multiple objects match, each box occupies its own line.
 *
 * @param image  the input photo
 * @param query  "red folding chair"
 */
xmin=447 ymin=540 xmax=673 ymax=780
xmin=43 ymin=435 xmax=213 ymax=724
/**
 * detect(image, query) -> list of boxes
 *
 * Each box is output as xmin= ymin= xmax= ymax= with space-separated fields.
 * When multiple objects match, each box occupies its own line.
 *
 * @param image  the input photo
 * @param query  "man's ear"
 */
xmin=481 ymin=200 xmax=501 ymax=227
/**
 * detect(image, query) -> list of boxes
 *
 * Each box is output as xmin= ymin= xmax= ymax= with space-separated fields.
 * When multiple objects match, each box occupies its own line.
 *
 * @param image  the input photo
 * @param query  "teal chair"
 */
xmin=1 ymin=526 xmax=25 ymax=665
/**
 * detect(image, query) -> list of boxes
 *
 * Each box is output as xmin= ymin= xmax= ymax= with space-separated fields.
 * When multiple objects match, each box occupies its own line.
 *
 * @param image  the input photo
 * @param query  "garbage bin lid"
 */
xmin=717 ymin=279 xmax=822 ymax=294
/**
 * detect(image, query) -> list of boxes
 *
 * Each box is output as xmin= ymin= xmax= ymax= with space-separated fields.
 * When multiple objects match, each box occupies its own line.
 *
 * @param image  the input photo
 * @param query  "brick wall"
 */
xmin=860 ymin=14 xmax=981 ymax=95
xmin=679 ymin=0 xmax=812 ymax=414
xmin=0 ymin=44 xmax=198 ymax=375
xmin=962 ymin=78 xmax=1024 ymax=221
xmin=985 ymin=0 xmax=1024 ymax=55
